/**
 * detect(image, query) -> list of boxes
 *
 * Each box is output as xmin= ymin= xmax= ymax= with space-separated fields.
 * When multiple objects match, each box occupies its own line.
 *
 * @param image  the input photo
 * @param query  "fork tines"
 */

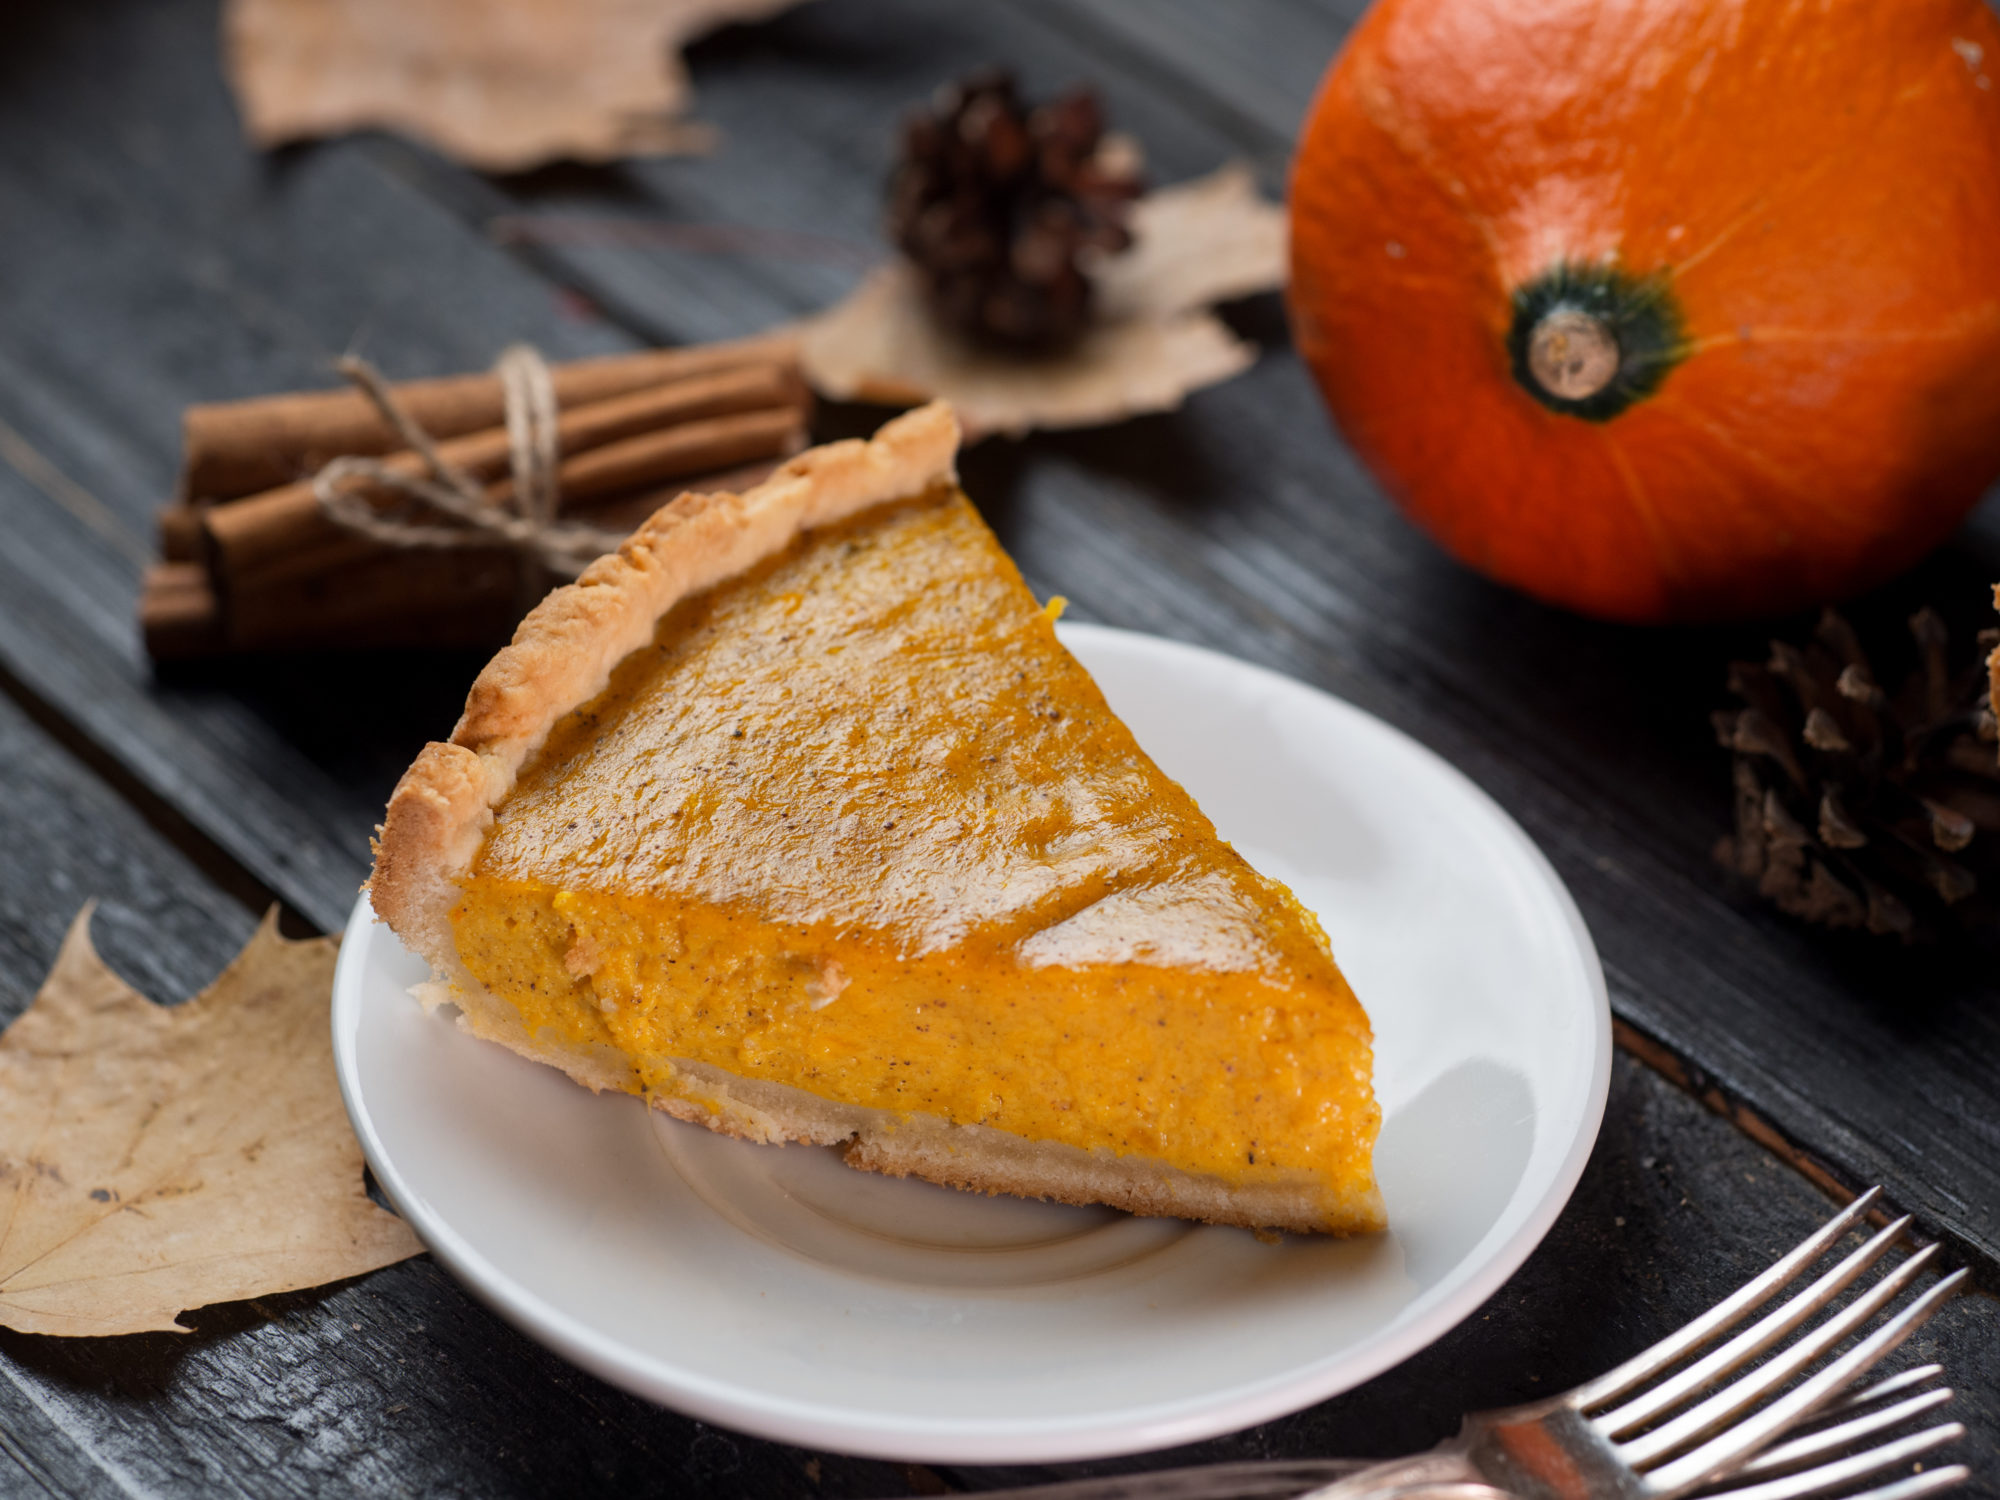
xmin=1564 ymin=1188 xmax=1969 ymax=1500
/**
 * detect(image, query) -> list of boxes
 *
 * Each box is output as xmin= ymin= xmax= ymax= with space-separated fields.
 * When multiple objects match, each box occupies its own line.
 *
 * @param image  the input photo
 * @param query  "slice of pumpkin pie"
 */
xmin=371 ymin=402 xmax=1382 ymax=1234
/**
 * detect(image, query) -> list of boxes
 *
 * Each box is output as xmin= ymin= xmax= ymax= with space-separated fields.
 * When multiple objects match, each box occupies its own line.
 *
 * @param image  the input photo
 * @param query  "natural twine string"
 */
xmin=311 ymin=345 xmax=627 ymax=580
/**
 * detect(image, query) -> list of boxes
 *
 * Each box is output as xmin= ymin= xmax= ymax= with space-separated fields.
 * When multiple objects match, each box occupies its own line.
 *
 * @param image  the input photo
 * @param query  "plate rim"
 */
xmin=332 ymin=621 xmax=1612 ymax=1463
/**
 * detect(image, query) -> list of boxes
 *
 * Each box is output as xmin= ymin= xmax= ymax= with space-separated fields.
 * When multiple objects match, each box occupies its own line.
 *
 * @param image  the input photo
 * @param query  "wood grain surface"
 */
xmin=0 ymin=0 xmax=1995 ymax=1493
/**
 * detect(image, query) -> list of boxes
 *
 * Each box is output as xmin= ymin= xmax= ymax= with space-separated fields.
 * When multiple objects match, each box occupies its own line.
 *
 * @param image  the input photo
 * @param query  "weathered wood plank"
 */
xmin=0 ymin=700 xmax=255 ymax=1027
xmin=1008 ymin=0 xmax=1355 ymax=149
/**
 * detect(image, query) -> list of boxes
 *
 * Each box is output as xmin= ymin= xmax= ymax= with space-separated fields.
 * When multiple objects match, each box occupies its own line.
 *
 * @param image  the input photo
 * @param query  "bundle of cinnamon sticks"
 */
xmin=142 ymin=334 xmax=809 ymax=659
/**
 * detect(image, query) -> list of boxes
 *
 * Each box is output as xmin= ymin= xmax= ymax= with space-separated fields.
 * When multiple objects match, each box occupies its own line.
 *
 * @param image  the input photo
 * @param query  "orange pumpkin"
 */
xmin=1288 ymin=0 xmax=2000 ymax=622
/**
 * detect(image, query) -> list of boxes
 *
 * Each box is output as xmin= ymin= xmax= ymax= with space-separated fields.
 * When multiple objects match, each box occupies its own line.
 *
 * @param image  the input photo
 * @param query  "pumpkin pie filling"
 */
xmin=446 ymin=486 xmax=1379 ymax=1223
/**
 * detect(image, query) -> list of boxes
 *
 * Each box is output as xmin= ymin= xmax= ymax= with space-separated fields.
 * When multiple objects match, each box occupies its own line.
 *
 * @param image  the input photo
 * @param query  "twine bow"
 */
xmin=312 ymin=345 xmax=627 ymax=579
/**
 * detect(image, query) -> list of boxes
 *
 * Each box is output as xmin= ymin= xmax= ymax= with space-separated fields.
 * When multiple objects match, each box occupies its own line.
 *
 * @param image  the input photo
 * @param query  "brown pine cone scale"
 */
xmin=1715 ymin=607 xmax=2000 ymax=939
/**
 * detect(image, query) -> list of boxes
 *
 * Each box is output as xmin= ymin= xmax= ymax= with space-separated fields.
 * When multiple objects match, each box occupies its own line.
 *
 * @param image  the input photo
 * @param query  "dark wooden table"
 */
xmin=2 ymin=2 xmax=1996 ymax=1495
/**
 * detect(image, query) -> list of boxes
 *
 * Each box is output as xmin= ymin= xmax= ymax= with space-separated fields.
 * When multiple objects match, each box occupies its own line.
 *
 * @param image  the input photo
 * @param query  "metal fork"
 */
xmin=962 ymin=1189 xmax=1969 ymax=1500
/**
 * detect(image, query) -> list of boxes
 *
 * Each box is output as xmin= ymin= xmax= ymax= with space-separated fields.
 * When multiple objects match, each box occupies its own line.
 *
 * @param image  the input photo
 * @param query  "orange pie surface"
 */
xmin=448 ymin=482 xmax=1382 ymax=1231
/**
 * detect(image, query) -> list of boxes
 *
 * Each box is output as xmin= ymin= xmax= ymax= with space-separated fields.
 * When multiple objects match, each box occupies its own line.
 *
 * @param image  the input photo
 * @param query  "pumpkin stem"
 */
xmin=1508 ymin=262 xmax=1685 ymax=421
xmin=1526 ymin=310 xmax=1620 ymax=402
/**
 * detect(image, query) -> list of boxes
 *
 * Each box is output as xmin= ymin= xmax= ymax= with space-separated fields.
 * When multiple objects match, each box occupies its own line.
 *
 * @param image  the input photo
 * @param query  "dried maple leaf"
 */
xmin=223 ymin=0 xmax=810 ymax=171
xmin=799 ymin=165 xmax=1288 ymax=440
xmin=0 ymin=907 xmax=421 ymax=1336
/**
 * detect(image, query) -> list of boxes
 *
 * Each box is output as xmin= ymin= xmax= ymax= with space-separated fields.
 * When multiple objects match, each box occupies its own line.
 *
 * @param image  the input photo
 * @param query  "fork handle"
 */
xmin=948 ymin=1453 xmax=1503 ymax=1500
xmin=956 ymin=1459 xmax=1370 ymax=1500
xmin=1298 ymin=1451 xmax=1505 ymax=1500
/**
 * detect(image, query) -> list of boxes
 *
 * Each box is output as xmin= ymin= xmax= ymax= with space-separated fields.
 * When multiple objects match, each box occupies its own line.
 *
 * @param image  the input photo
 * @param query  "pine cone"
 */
xmin=1715 ymin=607 xmax=2000 ymax=939
xmin=887 ymin=69 xmax=1143 ymax=354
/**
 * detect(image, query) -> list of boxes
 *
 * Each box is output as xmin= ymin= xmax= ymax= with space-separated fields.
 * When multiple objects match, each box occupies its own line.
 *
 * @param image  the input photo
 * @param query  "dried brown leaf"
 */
xmin=223 ymin=0 xmax=810 ymax=171
xmin=0 ymin=907 xmax=421 ymax=1336
xmin=799 ymin=165 xmax=1288 ymax=439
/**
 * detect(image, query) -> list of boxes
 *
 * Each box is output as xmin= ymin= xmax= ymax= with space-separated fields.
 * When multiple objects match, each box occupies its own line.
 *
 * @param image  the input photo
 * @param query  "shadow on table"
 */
xmin=0 ymin=1276 xmax=378 ymax=1402
xmin=149 ymin=647 xmax=494 ymax=807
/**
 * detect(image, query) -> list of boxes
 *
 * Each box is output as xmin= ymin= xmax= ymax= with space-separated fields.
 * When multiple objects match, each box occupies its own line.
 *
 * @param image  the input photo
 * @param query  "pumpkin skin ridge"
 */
xmin=1606 ymin=397 xmax=1814 ymax=615
xmin=1591 ymin=428 xmax=1686 ymax=610
xmin=1660 ymin=146 xmax=1849 ymax=289
xmin=1678 ymin=308 xmax=2000 ymax=353
xmin=1637 ymin=397 xmax=1811 ymax=546
xmin=1288 ymin=0 xmax=2000 ymax=623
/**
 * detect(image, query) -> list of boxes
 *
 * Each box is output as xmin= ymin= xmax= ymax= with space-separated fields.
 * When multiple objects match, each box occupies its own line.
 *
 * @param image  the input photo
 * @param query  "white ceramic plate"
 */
xmin=333 ymin=623 xmax=1610 ymax=1464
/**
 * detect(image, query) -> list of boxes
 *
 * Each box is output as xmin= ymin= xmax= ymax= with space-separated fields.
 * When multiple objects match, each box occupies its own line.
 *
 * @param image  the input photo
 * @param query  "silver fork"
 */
xmin=962 ymin=1189 xmax=1969 ymax=1500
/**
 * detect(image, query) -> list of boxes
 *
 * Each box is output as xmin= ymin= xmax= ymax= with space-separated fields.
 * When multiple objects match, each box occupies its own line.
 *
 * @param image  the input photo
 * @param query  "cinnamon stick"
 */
xmin=181 ymin=332 xmax=799 ymax=502
xmin=196 ymin=452 xmax=801 ymax=654
xmin=158 ymin=504 xmax=204 ymax=562
xmin=140 ymin=563 xmax=224 ymax=660
xmin=206 ymin=370 xmax=806 ymax=586
xmin=224 ymin=546 xmax=522 ymax=650
xmin=497 ymin=406 xmax=806 ymax=510
xmin=150 ymin=335 xmax=816 ymax=659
